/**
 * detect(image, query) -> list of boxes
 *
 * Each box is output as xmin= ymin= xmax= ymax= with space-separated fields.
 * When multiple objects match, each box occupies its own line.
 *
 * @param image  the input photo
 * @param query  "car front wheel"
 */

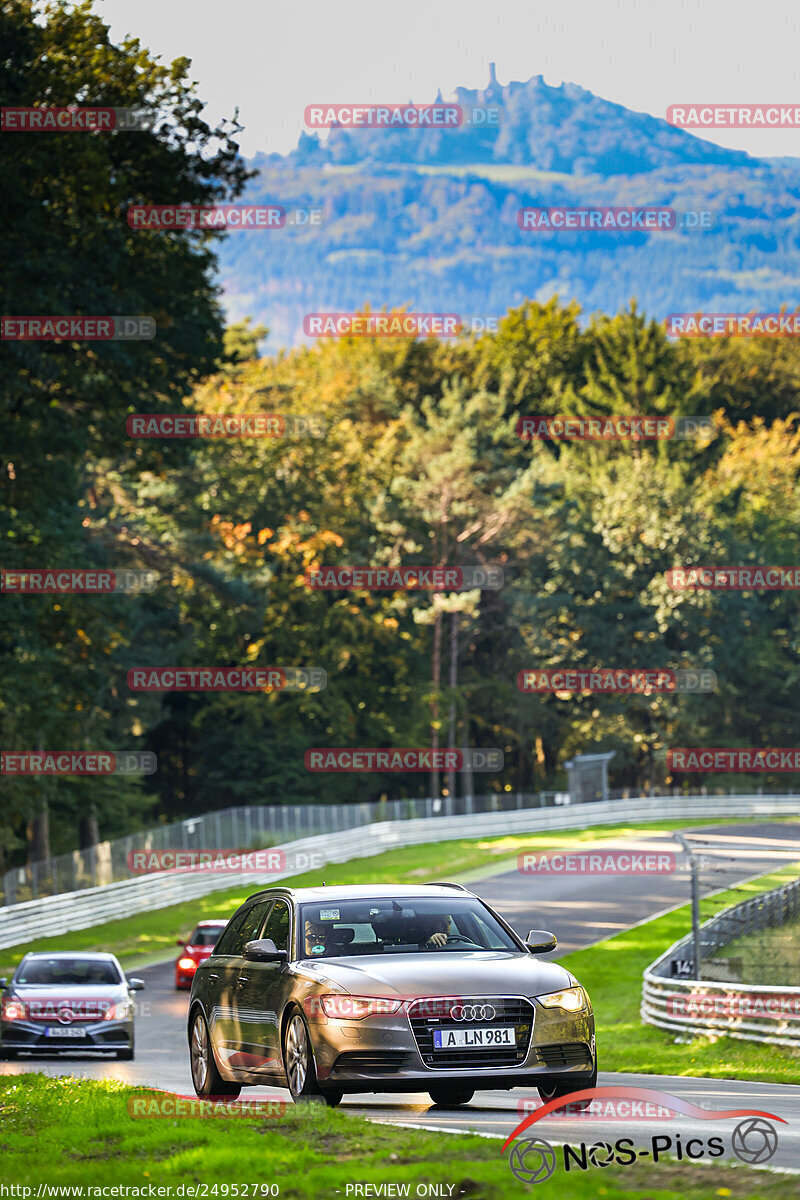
xmin=190 ymin=1011 xmax=240 ymax=1100
xmin=283 ymin=1011 xmax=339 ymax=1105
xmin=537 ymin=1061 xmax=597 ymax=1106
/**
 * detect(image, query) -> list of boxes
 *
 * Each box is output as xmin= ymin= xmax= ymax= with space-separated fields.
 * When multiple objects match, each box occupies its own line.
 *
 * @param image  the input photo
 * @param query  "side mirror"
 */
xmin=176 ymin=939 xmax=185 ymax=946
xmin=0 ymin=978 xmax=7 ymax=988
xmin=244 ymin=938 xmax=288 ymax=963
xmin=127 ymin=978 xmax=146 ymax=991
xmin=525 ymin=930 xmax=557 ymax=954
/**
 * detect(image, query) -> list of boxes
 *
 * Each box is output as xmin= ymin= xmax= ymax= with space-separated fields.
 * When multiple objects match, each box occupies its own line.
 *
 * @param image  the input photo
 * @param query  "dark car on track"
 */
xmin=0 ymin=952 xmax=145 ymax=1059
xmin=176 ymin=920 xmax=229 ymax=990
xmin=187 ymin=883 xmax=596 ymax=1107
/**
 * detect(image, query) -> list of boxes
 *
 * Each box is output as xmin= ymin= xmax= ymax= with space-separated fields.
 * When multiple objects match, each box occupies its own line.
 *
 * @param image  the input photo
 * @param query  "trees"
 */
xmin=0 ymin=0 xmax=248 ymax=861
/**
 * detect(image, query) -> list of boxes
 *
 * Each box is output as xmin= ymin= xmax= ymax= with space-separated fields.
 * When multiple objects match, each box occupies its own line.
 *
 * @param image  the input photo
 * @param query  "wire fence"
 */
xmin=1 ymin=792 xmax=558 ymax=906
xmin=701 ymin=877 xmax=800 ymax=986
xmin=4 ymin=782 xmax=797 ymax=908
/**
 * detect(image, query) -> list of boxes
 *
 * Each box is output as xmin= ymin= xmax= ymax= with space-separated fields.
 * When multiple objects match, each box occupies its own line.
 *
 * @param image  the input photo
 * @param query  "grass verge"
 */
xmin=0 ymin=1074 xmax=796 ymax=1198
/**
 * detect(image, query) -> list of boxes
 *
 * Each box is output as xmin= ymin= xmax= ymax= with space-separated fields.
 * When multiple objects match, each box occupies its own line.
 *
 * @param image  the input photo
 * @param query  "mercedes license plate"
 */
xmin=433 ymin=1026 xmax=514 ymax=1049
xmin=44 ymin=1027 xmax=87 ymax=1038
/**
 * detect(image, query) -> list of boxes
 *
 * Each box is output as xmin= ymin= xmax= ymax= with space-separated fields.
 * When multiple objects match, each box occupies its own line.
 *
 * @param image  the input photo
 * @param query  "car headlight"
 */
xmin=178 ymin=957 xmax=197 ymax=971
xmin=2 ymin=1000 xmax=25 ymax=1021
xmin=320 ymin=995 xmax=402 ymax=1020
xmin=538 ymin=986 xmax=587 ymax=1012
xmin=103 ymin=1002 xmax=131 ymax=1021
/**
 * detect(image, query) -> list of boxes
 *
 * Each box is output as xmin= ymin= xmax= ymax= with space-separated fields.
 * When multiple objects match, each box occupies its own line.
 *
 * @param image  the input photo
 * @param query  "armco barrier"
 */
xmin=0 ymin=794 xmax=796 ymax=952
xmin=642 ymin=877 xmax=800 ymax=1048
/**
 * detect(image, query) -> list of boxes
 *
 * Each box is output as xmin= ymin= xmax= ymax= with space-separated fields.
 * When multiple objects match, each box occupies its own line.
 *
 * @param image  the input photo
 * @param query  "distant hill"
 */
xmin=274 ymin=66 xmax=755 ymax=176
xmin=218 ymin=67 xmax=800 ymax=349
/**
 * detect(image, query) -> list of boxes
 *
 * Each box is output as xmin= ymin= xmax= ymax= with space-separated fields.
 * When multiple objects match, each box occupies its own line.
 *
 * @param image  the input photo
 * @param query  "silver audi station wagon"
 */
xmin=188 ymin=883 xmax=596 ymax=1107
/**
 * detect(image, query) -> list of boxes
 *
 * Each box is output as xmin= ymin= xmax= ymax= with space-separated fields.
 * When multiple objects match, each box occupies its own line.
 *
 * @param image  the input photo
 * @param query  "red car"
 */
xmin=175 ymin=920 xmax=228 ymax=990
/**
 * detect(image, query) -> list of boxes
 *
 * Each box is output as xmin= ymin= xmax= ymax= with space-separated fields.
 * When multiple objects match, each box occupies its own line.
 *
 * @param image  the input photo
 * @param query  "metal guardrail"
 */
xmin=4 ymin=783 xmax=790 ymax=906
xmin=2 ymin=793 xmax=561 ymax=906
xmin=0 ymin=794 xmax=796 ymax=952
xmin=642 ymin=877 xmax=800 ymax=1047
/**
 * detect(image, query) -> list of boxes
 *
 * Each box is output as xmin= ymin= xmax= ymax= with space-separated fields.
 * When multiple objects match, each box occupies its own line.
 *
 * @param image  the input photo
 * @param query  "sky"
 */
xmin=92 ymin=0 xmax=800 ymax=160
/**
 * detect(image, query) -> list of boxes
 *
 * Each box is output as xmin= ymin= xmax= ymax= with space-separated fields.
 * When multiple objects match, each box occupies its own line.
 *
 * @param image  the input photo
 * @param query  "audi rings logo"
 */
xmin=450 ymin=1003 xmax=496 ymax=1022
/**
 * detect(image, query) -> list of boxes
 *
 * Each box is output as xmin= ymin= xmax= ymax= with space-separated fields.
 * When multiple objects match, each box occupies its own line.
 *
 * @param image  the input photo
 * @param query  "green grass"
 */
xmin=1 ymin=816 xmax=786 ymax=973
xmin=560 ymin=862 xmax=800 ymax=1085
xmin=708 ymin=913 xmax=800 ymax=986
xmin=1 ymin=1074 xmax=797 ymax=1198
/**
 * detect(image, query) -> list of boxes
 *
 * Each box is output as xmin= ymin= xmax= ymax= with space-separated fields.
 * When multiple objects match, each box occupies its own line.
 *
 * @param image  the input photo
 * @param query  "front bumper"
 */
xmin=307 ymin=996 xmax=595 ymax=1092
xmin=0 ymin=1018 xmax=134 ymax=1053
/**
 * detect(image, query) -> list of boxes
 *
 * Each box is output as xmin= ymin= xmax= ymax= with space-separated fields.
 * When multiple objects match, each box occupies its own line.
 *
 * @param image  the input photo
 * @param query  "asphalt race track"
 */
xmin=3 ymin=821 xmax=800 ymax=1172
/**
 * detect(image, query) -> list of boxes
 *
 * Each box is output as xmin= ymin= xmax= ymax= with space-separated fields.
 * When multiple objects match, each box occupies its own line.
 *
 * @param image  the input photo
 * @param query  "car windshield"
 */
xmin=298 ymin=897 xmax=520 ymax=958
xmin=189 ymin=926 xmax=225 ymax=946
xmin=16 ymin=958 xmax=122 ymax=986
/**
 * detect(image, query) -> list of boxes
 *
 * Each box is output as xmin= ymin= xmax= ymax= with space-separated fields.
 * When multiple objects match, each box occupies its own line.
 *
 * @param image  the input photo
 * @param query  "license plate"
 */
xmin=433 ymin=1026 xmax=515 ymax=1049
xmin=44 ymin=1027 xmax=87 ymax=1038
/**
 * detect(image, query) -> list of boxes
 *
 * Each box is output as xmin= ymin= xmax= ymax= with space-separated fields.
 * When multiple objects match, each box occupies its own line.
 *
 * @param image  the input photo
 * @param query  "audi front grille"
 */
xmin=408 ymin=997 xmax=534 ymax=1070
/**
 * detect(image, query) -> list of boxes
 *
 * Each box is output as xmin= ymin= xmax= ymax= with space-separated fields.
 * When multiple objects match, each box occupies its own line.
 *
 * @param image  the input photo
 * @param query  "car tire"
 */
xmin=190 ymin=1009 xmax=241 ymax=1100
xmin=283 ymin=1011 xmax=324 ymax=1103
xmin=322 ymin=1088 xmax=344 ymax=1108
xmin=428 ymin=1087 xmax=474 ymax=1107
xmin=116 ymin=1046 xmax=135 ymax=1061
xmin=537 ymin=1061 xmax=597 ymax=1106
xmin=0 ymin=1047 xmax=17 ymax=1060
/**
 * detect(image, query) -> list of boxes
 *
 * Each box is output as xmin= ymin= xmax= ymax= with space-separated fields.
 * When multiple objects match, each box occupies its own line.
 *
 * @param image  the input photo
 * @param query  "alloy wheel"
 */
xmin=286 ymin=1014 xmax=308 ymax=1095
xmin=191 ymin=1015 xmax=209 ymax=1092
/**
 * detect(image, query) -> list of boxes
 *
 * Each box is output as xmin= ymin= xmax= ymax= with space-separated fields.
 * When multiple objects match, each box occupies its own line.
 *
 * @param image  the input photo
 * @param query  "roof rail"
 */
xmin=427 ymin=881 xmax=469 ymax=891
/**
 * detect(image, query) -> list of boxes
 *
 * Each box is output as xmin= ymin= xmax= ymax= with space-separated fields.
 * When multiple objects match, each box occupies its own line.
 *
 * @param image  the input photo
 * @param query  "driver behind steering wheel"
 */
xmin=422 ymin=914 xmax=451 ymax=948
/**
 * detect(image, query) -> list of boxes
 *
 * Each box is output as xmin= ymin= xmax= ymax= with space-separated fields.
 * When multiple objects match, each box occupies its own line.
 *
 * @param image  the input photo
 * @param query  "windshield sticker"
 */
xmin=319 ymin=908 xmax=340 ymax=920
